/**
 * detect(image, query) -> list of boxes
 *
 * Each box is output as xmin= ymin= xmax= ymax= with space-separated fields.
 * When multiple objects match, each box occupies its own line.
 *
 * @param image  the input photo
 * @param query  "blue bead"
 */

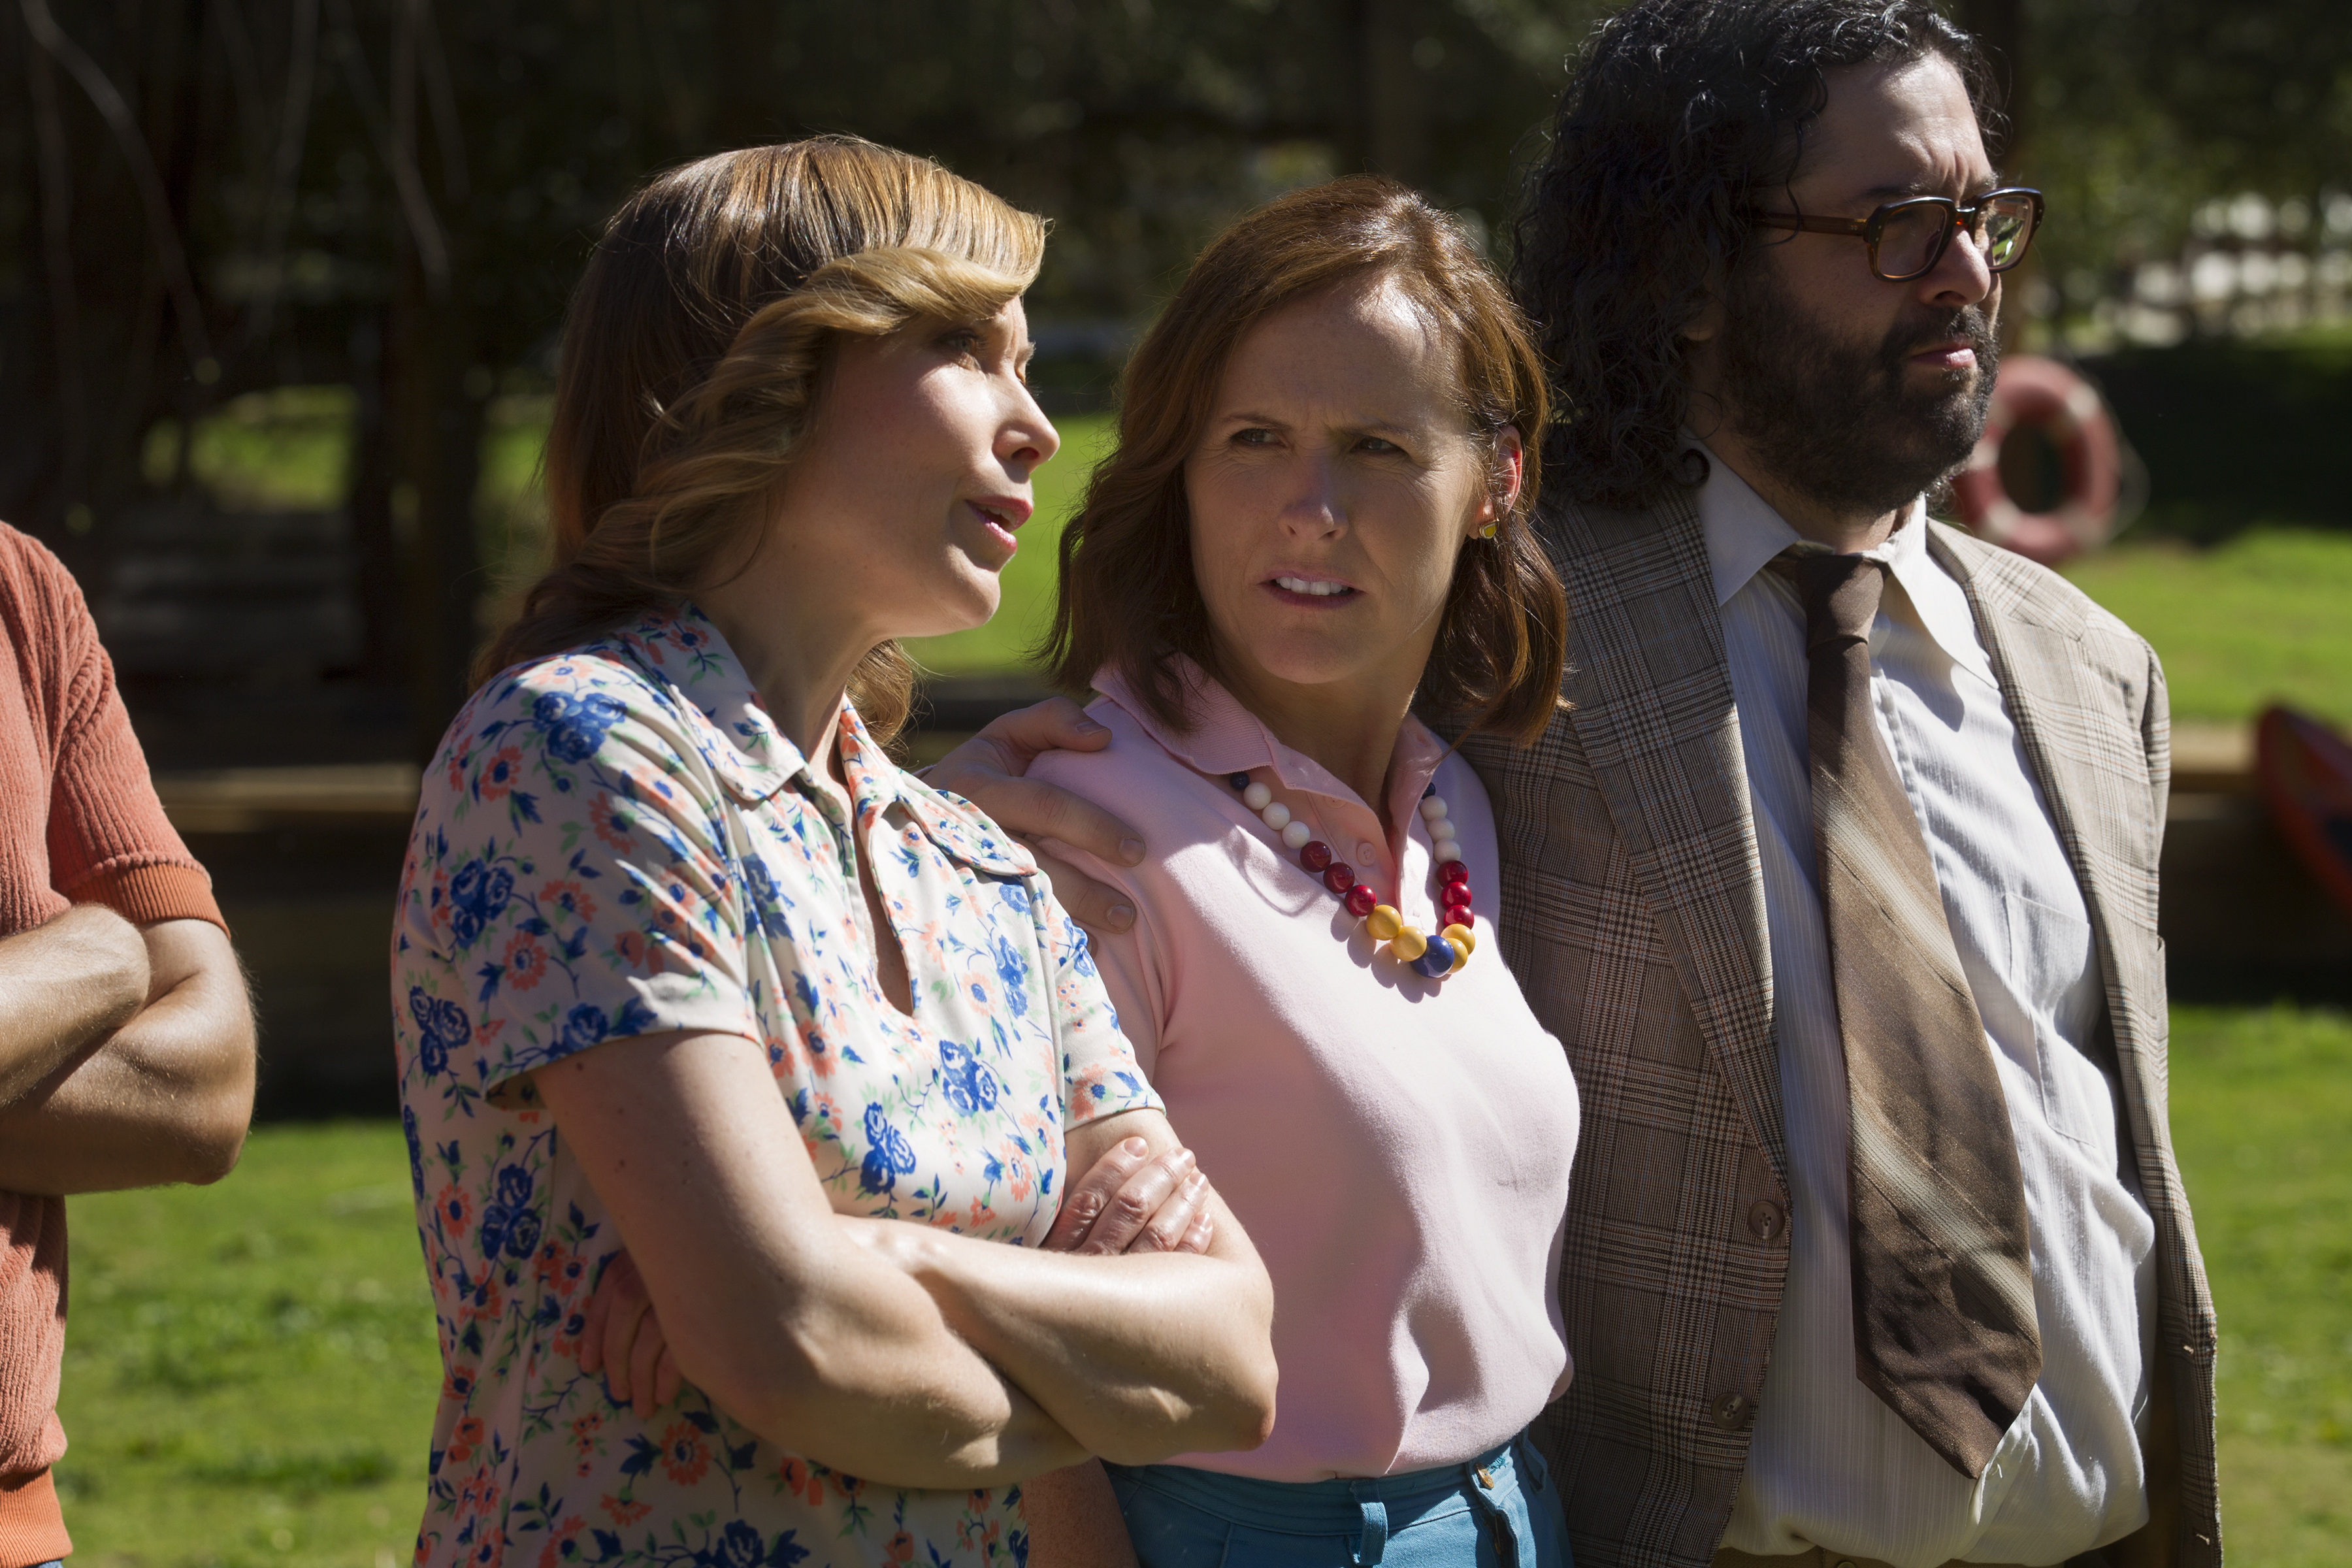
xmin=1411 ymin=936 xmax=1456 ymax=977
xmin=1227 ymin=772 xmax=1251 ymax=791
xmin=1422 ymin=781 xmax=1437 ymax=798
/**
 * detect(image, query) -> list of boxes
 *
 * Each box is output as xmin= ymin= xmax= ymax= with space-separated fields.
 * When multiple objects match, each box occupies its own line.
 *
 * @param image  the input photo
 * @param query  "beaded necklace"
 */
xmin=1224 ymin=772 xmax=1477 ymax=980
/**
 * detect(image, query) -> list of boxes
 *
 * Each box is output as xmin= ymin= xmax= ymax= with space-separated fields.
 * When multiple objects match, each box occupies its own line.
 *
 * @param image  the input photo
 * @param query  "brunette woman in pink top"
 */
xmin=1015 ymin=179 xmax=1581 ymax=1566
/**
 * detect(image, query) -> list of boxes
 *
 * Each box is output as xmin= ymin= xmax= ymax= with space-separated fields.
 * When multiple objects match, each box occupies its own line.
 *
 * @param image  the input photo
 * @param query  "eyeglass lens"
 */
xmin=1875 ymin=194 xmax=2039 ymax=279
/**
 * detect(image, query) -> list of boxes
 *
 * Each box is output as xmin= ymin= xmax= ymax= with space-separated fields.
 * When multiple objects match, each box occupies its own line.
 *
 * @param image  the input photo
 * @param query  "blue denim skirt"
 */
xmin=1104 ymin=1434 xmax=1570 ymax=1567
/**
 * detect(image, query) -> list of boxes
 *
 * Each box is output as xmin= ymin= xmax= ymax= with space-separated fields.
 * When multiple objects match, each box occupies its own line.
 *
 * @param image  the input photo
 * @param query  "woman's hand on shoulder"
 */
xmin=925 ymin=699 xmax=1146 ymax=934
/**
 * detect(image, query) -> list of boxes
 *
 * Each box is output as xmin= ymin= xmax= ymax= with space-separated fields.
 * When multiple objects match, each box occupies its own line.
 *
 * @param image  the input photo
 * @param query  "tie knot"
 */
xmin=1776 ymin=547 xmax=1886 ymax=647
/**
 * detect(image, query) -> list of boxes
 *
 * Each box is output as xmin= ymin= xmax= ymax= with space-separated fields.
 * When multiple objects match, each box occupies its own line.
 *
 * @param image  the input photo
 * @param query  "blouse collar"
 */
xmin=598 ymin=605 xmax=1034 ymax=877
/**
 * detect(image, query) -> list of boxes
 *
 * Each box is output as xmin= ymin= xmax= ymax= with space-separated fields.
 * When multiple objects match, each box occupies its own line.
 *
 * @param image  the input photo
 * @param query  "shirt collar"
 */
xmin=602 ymin=604 xmax=1033 ymax=877
xmin=1090 ymin=656 xmax=1452 ymax=813
xmin=1691 ymin=440 xmax=1993 ymax=683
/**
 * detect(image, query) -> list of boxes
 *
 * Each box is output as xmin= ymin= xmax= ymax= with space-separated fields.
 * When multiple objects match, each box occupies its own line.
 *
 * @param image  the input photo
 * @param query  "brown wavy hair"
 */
xmin=1044 ymin=176 xmax=1566 ymax=746
xmin=477 ymin=137 xmax=1047 ymax=743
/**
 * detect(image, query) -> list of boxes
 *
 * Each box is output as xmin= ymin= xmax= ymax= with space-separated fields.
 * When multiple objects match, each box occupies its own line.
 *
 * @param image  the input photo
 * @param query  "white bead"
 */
xmin=1435 ymin=839 xmax=1465 ymax=864
xmin=1241 ymin=781 xmax=1273 ymax=811
xmin=1419 ymin=795 xmax=1449 ymax=821
xmin=1261 ymin=802 xmax=1291 ymax=830
xmin=1431 ymin=825 xmax=1460 ymax=853
xmin=1281 ymin=819 xmax=1313 ymax=850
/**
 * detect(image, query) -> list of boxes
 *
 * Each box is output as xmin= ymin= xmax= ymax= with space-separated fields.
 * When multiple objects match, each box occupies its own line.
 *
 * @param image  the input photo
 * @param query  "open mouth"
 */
xmin=967 ymin=499 xmax=1028 ymax=553
xmin=1269 ymin=574 xmax=1359 ymax=605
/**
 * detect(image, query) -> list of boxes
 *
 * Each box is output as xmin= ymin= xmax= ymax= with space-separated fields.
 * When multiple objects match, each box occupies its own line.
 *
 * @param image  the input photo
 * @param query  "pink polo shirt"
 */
xmin=1031 ymin=661 xmax=1578 ymax=1482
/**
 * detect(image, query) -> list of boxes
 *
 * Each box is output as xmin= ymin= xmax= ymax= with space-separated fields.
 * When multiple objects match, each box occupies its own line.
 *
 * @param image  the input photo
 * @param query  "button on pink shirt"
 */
xmin=1030 ymin=661 xmax=1579 ymax=1482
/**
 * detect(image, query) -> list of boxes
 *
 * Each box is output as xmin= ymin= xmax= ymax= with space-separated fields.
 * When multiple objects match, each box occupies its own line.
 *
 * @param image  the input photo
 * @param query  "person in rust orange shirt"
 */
xmin=0 ymin=519 xmax=255 ymax=1566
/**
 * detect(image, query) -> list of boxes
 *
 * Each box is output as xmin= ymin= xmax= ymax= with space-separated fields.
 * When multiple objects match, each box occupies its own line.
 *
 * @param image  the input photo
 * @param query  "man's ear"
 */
xmin=1681 ymin=293 xmax=1723 ymax=345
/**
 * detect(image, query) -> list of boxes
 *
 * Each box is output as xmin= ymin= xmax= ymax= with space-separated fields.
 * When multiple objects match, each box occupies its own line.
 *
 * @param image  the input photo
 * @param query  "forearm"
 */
xmin=0 ymin=903 xmax=149 ymax=1108
xmin=662 ymin=1224 xmax=1091 ymax=1487
xmin=0 ymin=919 xmax=253 ymax=1194
xmin=887 ymin=1222 xmax=1277 ymax=1463
xmin=1024 ymin=1462 xmax=1141 ymax=1568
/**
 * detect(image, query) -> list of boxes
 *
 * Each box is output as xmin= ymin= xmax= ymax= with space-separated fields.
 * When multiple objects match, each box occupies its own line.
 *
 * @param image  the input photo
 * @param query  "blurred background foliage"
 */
xmin=5 ymin=0 xmax=2352 ymax=754
xmin=7 ymin=5 xmax=2351 ymax=1563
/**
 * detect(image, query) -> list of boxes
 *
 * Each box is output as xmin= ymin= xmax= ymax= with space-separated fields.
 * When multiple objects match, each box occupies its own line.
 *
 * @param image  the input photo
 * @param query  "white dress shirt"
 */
xmin=1696 ymin=450 xmax=2160 ymax=1566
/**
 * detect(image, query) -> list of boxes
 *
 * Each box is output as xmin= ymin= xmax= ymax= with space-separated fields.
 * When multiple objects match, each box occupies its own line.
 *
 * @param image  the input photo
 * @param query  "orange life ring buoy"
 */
xmin=1948 ymin=355 xmax=2121 ymax=567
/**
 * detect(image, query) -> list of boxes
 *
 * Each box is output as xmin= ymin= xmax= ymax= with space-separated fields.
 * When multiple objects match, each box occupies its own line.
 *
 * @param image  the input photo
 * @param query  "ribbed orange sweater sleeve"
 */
xmin=0 ymin=521 xmax=227 ymax=1563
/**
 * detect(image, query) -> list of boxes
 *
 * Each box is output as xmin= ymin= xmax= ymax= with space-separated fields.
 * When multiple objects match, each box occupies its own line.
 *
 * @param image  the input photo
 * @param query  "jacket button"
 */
xmin=1747 ymin=1200 xmax=1784 ymax=1241
xmin=1711 ymin=1392 xmax=1750 ymax=1429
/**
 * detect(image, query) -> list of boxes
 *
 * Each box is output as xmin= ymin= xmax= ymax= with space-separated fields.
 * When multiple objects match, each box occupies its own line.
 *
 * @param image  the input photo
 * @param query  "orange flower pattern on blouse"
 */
xmin=393 ymin=607 xmax=1158 ymax=1568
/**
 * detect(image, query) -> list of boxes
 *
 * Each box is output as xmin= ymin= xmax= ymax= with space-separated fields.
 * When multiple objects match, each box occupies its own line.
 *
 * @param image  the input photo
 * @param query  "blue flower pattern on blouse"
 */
xmin=392 ymin=606 xmax=1157 ymax=1568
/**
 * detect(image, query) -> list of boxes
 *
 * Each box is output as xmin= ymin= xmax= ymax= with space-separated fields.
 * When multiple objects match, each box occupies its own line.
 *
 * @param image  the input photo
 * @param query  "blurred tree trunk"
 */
xmin=384 ymin=248 xmax=483 ymax=760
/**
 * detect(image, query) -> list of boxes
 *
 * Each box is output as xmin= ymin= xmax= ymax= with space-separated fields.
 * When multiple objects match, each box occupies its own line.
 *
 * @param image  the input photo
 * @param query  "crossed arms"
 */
xmin=0 ymin=904 xmax=255 ymax=1196
xmin=532 ymin=1028 xmax=1279 ymax=1491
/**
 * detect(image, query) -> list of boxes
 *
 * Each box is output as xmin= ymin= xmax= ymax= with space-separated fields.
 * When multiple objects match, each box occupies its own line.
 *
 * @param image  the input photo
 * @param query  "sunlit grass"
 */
xmin=46 ymin=1004 xmax=2352 ymax=1564
xmin=2167 ymin=1004 xmax=2352 ymax=1565
xmin=52 ymin=1124 xmax=435 ymax=1568
xmin=2063 ymin=528 xmax=2352 ymax=726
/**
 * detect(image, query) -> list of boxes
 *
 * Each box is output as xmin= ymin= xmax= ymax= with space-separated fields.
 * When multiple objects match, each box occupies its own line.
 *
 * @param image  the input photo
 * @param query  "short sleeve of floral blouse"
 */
xmin=391 ymin=610 xmax=1159 ymax=1568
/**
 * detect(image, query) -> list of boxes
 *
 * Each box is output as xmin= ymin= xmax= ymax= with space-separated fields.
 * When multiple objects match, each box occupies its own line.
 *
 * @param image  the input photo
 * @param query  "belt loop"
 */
xmin=1346 ymin=1480 xmax=1388 ymax=1565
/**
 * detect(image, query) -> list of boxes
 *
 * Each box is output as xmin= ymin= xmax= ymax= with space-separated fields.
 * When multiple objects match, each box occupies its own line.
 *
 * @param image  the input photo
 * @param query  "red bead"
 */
xmin=1301 ymin=840 xmax=1334 ymax=873
xmin=1439 ymin=859 xmax=1470 ymax=885
xmin=1343 ymin=883 xmax=1378 ymax=918
xmin=1443 ymin=900 xmax=1473 ymax=927
xmin=1322 ymin=862 xmax=1356 ymax=894
xmin=1443 ymin=885 xmax=1473 ymax=912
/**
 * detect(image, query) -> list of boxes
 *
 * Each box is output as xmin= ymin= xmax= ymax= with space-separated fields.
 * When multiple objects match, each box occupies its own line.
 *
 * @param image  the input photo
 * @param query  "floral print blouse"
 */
xmin=392 ymin=606 xmax=1160 ymax=1568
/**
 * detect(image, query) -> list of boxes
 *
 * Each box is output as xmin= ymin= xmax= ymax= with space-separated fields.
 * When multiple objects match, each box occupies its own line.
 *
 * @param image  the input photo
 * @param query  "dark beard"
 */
xmin=1714 ymin=261 xmax=1999 ymax=519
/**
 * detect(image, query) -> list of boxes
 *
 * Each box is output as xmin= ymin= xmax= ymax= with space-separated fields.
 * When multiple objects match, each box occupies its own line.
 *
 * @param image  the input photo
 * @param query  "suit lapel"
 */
xmin=1549 ymin=491 xmax=1787 ymax=1182
xmin=1927 ymin=525 xmax=2165 ymax=1066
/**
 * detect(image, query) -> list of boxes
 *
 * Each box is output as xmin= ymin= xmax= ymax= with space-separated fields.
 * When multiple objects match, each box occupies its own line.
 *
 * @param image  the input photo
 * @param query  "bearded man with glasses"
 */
xmin=1478 ymin=2 xmax=2211 ymax=1565
xmin=928 ymin=2 xmax=2212 ymax=1565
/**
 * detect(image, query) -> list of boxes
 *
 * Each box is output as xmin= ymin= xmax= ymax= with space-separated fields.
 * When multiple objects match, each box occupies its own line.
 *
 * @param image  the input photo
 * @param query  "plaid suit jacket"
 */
xmin=1454 ymin=487 xmax=2220 ymax=1568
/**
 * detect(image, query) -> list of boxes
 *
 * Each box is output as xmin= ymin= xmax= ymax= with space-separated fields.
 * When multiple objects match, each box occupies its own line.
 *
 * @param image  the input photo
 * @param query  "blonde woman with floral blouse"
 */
xmin=390 ymin=139 xmax=1275 ymax=1568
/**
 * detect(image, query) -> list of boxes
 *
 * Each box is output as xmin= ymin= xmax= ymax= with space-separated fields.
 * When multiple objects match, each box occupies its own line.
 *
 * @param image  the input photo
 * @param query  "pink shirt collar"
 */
xmin=1090 ymin=658 xmax=1454 ymax=867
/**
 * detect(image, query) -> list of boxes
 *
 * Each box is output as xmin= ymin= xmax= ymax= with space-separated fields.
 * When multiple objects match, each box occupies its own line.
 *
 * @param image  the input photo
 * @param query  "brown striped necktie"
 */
xmin=1786 ymin=547 xmax=2041 ymax=1479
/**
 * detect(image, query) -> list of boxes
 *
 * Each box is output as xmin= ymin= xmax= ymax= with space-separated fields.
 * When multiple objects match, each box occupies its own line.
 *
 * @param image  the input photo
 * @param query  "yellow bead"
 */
xmin=1366 ymin=904 xmax=1403 ymax=941
xmin=1391 ymin=924 xmax=1428 ymax=961
xmin=1441 ymin=923 xmax=1476 ymax=958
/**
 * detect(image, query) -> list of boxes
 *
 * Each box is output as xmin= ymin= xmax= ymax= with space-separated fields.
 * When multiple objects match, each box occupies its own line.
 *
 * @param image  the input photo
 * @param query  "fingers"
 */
xmin=1177 ymin=1208 xmax=1215 ymax=1255
xmin=1032 ymin=848 xmax=1137 ymax=936
xmin=1042 ymin=1135 xmax=1152 ymax=1252
xmin=654 ymin=1345 xmax=683 ymax=1412
xmin=1134 ymin=1169 xmax=1214 ymax=1255
xmin=983 ymin=776 xmax=1147 ymax=872
xmin=579 ymin=1258 xmax=615 ymax=1376
xmin=630 ymin=1306 xmax=672 ymax=1422
xmin=969 ymin=698 xmax=1115 ymax=768
xmin=590 ymin=1252 xmax=654 ymax=1405
xmin=1077 ymin=1147 xmax=1196 ymax=1257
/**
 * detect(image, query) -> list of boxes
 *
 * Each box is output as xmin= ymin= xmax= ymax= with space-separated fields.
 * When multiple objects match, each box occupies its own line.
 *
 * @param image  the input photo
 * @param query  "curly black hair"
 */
xmin=1513 ymin=0 xmax=2004 ymax=512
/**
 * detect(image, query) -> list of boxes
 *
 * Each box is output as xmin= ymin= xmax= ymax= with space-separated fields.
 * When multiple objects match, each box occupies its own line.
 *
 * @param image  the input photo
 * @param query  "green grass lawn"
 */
xmin=47 ymin=1003 xmax=2352 ymax=1566
xmin=52 ymin=1125 xmax=436 ymax=1568
xmin=2061 ymin=528 xmax=2352 ymax=727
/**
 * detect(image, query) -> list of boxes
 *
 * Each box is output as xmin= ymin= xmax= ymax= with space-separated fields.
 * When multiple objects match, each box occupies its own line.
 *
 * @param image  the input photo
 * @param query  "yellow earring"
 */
xmin=1478 ymin=521 xmax=1498 ymax=540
